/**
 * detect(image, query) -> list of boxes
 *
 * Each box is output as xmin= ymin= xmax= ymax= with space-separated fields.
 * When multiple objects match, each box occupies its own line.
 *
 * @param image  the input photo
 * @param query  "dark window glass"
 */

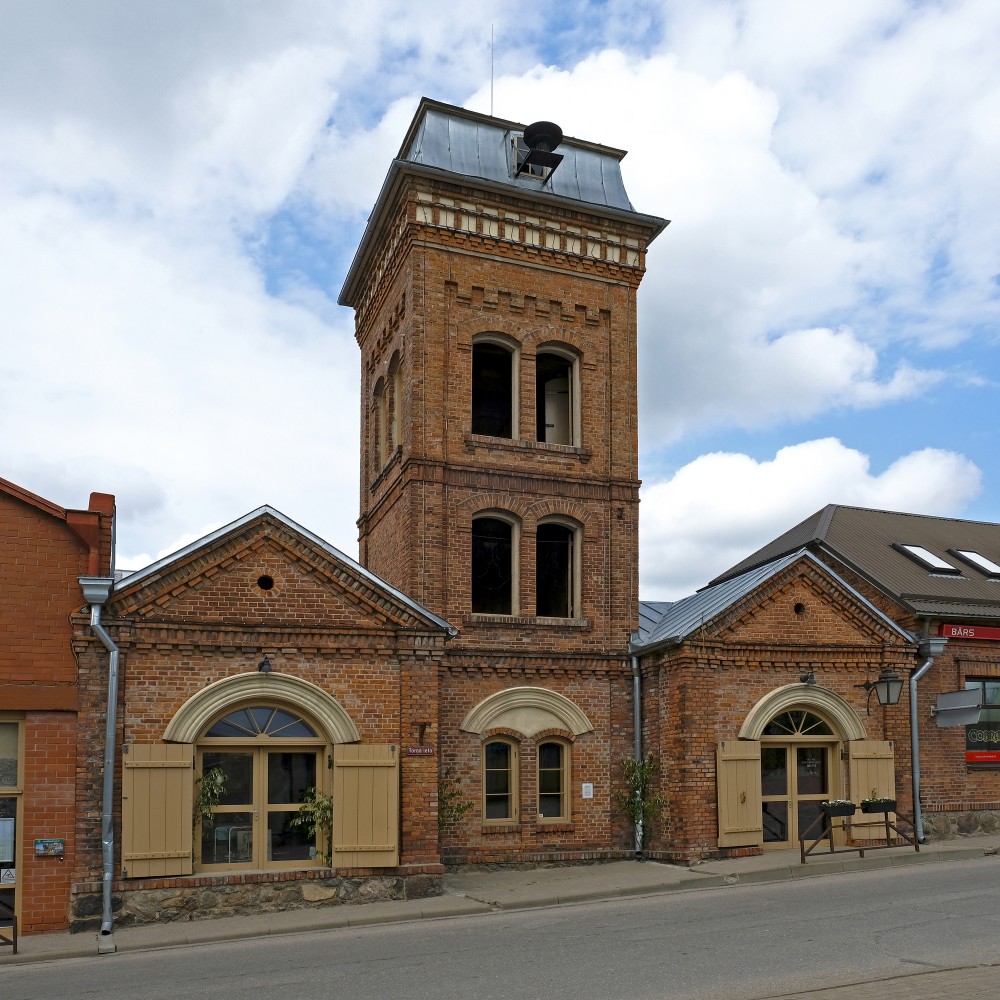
xmin=205 ymin=707 xmax=316 ymax=738
xmin=472 ymin=517 xmax=513 ymax=614
xmin=202 ymin=751 xmax=254 ymax=805
xmin=762 ymin=711 xmax=832 ymax=737
xmin=536 ymin=522 xmax=573 ymax=617
xmin=472 ymin=343 xmax=513 ymax=438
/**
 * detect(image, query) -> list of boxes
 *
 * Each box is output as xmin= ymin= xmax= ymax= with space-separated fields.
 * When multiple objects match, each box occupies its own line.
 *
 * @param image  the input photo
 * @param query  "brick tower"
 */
xmin=340 ymin=99 xmax=665 ymax=860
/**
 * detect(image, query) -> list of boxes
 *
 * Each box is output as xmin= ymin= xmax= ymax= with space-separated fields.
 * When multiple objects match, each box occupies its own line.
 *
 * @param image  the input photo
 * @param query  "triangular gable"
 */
xmin=634 ymin=549 xmax=913 ymax=654
xmin=110 ymin=506 xmax=454 ymax=634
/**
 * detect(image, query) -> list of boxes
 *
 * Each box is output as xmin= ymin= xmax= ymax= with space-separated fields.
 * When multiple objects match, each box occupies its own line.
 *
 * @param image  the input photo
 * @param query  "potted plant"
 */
xmin=860 ymin=796 xmax=896 ymax=814
xmin=820 ymin=799 xmax=856 ymax=817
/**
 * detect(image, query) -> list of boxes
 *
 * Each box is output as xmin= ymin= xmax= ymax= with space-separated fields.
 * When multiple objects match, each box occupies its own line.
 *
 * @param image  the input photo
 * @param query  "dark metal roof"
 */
xmin=636 ymin=600 xmax=673 ymax=644
xmin=402 ymin=101 xmax=636 ymax=210
xmin=710 ymin=505 xmax=1000 ymax=621
xmin=633 ymin=548 xmax=912 ymax=653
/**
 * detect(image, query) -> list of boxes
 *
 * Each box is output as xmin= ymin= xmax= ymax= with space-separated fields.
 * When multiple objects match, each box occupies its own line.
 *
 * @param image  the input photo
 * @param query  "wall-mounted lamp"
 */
xmin=257 ymin=656 xmax=272 ymax=674
xmin=799 ymin=671 xmax=816 ymax=686
xmin=857 ymin=667 xmax=903 ymax=713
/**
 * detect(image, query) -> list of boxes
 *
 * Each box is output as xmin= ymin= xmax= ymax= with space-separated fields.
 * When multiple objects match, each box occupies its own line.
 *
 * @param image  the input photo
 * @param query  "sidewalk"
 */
xmin=3 ymin=833 xmax=998 ymax=969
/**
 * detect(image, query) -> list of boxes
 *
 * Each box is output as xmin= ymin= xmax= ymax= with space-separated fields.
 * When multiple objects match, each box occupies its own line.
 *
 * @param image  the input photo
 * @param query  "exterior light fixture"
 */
xmin=858 ymin=667 xmax=903 ymax=713
xmin=257 ymin=656 xmax=272 ymax=674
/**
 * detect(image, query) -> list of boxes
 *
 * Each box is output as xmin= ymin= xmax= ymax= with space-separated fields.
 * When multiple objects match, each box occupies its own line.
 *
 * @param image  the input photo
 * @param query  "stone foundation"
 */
xmin=921 ymin=808 xmax=1000 ymax=840
xmin=69 ymin=871 xmax=442 ymax=932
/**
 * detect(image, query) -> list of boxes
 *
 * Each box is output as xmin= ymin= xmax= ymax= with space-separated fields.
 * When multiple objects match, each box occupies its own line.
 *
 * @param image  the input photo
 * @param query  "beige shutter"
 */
xmin=848 ymin=740 xmax=897 ymax=835
xmin=333 ymin=744 xmax=399 ymax=867
xmin=717 ymin=740 xmax=763 ymax=848
xmin=122 ymin=743 xmax=193 ymax=877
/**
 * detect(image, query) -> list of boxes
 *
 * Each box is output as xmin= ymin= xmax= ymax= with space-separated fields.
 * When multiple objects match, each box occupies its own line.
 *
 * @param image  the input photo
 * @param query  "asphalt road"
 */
xmin=7 ymin=858 xmax=1000 ymax=1000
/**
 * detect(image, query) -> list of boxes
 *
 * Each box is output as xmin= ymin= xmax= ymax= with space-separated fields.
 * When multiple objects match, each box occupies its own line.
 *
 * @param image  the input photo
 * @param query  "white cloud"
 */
xmin=640 ymin=438 xmax=983 ymax=599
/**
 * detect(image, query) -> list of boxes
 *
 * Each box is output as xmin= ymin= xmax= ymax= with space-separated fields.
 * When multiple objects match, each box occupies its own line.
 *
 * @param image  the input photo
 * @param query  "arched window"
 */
xmin=388 ymin=352 xmax=402 ymax=453
xmin=483 ymin=739 xmax=518 ymax=821
xmin=536 ymin=519 xmax=578 ymax=618
xmin=472 ymin=515 xmax=517 ymax=615
xmin=373 ymin=376 xmax=387 ymax=470
xmin=535 ymin=349 xmax=577 ymax=445
xmin=472 ymin=339 xmax=516 ymax=438
xmin=537 ymin=740 xmax=570 ymax=821
xmin=197 ymin=703 xmax=327 ymax=872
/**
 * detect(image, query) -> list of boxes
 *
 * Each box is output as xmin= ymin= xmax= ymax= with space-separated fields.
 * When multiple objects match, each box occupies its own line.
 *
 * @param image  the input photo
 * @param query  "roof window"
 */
xmin=892 ymin=543 xmax=961 ymax=575
xmin=949 ymin=549 xmax=1000 ymax=579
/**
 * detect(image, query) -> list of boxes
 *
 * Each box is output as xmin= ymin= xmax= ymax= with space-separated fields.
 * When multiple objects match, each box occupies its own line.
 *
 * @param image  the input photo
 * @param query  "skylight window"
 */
xmin=949 ymin=549 xmax=1000 ymax=578
xmin=893 ymin=543 xmax=961 ymax=574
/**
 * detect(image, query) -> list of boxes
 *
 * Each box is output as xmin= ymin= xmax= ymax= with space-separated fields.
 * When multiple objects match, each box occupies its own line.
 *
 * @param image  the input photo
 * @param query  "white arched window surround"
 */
xmin=535 ymin=515 xmax=582 ymax=619
xmin=534 ymin=342 xmax=580 ymax=447
xmin=471 ymin=332 xmax=520 ymax=440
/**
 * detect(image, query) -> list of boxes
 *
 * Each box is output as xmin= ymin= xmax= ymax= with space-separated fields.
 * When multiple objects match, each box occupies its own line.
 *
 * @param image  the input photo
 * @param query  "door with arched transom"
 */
xmin=196 ymin=704 xmax=329 ymax=871
xmin=760 ymin=709 xmax=840 ymax=848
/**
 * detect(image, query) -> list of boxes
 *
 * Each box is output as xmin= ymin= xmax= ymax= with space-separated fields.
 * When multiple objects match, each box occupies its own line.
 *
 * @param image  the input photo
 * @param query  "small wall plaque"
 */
xmin=405 ymin=746 xmax=435 ymax=756
xmin=34 ymin=839 xmax=64 ymax=857
xmin=581 ymin=782 xmax=594 ymax=799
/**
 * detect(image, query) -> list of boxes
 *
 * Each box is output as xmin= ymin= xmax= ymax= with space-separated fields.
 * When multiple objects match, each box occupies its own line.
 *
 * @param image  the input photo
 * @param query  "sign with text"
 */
xmin=405 ymin=746 xmax=435 ymax=756
xmin=939 ymin=623 xmax=1000 ymax=642
xmin=34 ymin=838 xmax=64 ymax=856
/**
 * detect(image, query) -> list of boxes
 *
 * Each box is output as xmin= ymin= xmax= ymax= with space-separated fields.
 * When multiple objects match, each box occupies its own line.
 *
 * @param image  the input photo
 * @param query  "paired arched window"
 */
xmin=481 ymin=736 xmax=571 ymax=824
xmin=535 ymin=350 xmax=576 ymax=446
xmin=472 ymin=339 xmax=516 ymax=438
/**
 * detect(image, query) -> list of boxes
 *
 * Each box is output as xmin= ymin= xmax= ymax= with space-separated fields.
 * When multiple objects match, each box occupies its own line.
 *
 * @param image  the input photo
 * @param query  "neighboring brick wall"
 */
xmin=1 ymin=483 xmax=113 ymax=933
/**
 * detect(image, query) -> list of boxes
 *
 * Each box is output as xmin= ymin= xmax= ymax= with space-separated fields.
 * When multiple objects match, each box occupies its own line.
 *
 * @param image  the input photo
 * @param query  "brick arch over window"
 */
xmin=460 ymin=687 xmax=594 ymax=738
xmin=456 ymin=492 xmax=532 ymax=519
xmin=738 ymin=683 xmax=866 ymax=741
xmin=163 ymin=671 xmax=361 ymax=744
xmin=525 ymin=498 xmax=588 ymax=525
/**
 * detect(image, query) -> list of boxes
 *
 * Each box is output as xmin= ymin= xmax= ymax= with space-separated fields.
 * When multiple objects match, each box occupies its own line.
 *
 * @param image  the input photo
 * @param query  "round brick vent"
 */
xmin=257 ymin=575 xmax=275 ymax=591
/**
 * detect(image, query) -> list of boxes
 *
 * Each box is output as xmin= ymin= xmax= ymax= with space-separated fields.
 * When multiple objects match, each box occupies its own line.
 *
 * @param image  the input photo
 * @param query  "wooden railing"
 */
xmin=0 ymin=898 xmax=17 ymax=955
xmin=800 ymin=809 xmax=919 ymax=864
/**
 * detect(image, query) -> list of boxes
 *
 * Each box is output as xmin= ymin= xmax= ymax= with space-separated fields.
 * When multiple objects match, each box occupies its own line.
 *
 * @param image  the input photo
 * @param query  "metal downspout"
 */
xmin=631 ymin=655 xmax=643 ymax=856
xmin=79 ymin=576 xmax=118 ymax=952
xmin=911 ymin=636 xmax=948 ymax=843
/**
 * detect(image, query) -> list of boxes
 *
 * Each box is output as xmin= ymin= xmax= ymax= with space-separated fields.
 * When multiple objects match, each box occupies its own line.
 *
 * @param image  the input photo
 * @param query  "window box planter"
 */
xmin=820 ymin=801 xmax=856 ymax=817
xmin=860 ymin=798 xmax=896 ymax=814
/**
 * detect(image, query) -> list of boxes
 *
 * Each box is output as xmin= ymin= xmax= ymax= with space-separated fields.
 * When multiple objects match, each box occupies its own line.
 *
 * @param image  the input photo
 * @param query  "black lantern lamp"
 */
xmin=858 ymin=667 xmax=903 ymax=713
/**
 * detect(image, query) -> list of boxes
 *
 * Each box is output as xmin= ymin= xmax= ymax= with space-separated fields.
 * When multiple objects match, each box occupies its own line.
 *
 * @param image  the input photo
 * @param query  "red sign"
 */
xmin=939 ymin=624 xmax=1000 ymax=642
xmin=405 ymin=746 xmax=435 ymax=756
xmin=967 ymin=750 xmax=1000 ymax=763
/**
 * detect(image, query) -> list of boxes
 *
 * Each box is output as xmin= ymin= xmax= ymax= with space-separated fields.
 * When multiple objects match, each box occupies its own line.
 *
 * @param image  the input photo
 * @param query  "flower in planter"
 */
xmin=821 ymin=799 xmax=855 ymax=808
xmin=860 ymin=796 xmax=896 ymax=813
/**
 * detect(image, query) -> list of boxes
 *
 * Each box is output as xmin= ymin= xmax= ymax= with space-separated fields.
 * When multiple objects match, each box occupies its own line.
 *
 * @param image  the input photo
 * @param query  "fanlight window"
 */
xmin=762 ymin=710 xmax=833 ymax=737
xmin=205 ymin=707 xmax=317 ymax=738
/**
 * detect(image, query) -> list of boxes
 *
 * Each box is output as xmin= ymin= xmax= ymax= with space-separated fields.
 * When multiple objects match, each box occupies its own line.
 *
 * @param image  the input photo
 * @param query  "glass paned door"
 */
xmin=0 ymin=798 xmax=15 ymax=927
xmin=266 ymin=752 xmax=317 ymax=863
xmin=760 ymin=743 xmax=834 ymax=847
xmin=198 ymin=748 xmax=320 ymax=870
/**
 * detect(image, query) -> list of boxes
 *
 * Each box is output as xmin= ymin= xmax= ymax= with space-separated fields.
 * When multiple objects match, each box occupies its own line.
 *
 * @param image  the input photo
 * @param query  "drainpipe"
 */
xmin=79 ymin=576 xmax=118 ymax=953
xmin=631 ymin=655 xmax=643 ymax=856
xmin=911 ymin=636 xmax=948 ymax=843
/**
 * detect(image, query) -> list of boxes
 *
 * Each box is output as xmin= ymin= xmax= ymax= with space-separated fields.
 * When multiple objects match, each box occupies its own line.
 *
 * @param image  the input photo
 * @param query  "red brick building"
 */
xmin=0 ymin=478 xmax=114 ymax=935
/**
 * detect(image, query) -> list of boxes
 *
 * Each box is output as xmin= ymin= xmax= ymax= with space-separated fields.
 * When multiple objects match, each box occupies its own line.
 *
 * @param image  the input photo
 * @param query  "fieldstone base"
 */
xmin=69 ymin=871 xmax=442 ymax=932
xmin=922 ymin=809 xmax=1000 ymax=840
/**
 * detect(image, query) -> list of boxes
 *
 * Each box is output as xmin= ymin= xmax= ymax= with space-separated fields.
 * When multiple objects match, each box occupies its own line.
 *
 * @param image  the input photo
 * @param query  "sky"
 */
xmin=2 ymin=0 xmax=998 ymax=600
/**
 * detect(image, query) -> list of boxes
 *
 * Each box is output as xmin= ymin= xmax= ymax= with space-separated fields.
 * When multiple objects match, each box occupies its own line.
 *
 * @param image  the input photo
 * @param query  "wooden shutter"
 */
xmin=848 ymin=739 xmax=897 ymax=835
xmin=717 ymin=740 xmax=763 ymax=848
xmin=122 ymin=743 xmax=193 ymax=877
xmin=333 ymin=744 xmax=399 ymax=867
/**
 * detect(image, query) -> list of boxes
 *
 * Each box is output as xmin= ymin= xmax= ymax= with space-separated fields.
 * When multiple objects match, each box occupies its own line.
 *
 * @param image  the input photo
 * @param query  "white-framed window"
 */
xmin=535 ymin=347 xmax=578 ymax=446
xmin=483 ymin=739 xmax=518 ymax=822
xmin=472 ymin=335 xmax=519 ymax=439
xmin=472 ymin=514 xmax=519 ymax=615
xmin=537 ymin=739 xmax=570 ymax=821
xmin=536 ymin=518 xmax=580 ymax=619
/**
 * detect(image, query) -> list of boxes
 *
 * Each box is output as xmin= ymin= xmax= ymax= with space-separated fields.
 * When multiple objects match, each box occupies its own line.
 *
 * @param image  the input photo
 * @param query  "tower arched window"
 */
xmin=536 ymin=519 xmax=578 ymax=618
xmin=388 ymin=352 xmax=402 ymax=453
xmin=472 ymin=338 xmax=517 ymax=438
xmin=472 ymin=515 xmax=517 ymax=615
xmin=536 ymin=349 xmax=578 ymax=446
xmin=373 ymin=376 xmax=387 ymax=470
